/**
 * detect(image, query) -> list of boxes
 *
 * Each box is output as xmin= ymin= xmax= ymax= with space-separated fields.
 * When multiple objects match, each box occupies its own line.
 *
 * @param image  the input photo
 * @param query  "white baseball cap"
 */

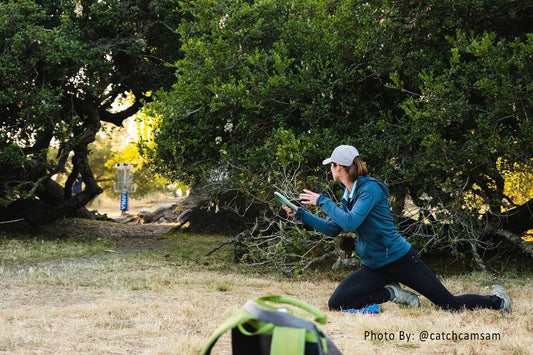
xmin=322 ymin=145 xmax=359 ymax=166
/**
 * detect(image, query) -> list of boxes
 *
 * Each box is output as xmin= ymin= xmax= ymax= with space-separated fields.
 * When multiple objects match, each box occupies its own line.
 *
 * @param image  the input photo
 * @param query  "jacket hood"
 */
xmin=356 ymin=175 xmax=389 ymax=196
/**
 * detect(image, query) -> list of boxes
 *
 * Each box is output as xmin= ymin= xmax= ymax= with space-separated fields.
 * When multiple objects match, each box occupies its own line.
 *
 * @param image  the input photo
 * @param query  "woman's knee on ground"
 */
xmin=328 ymin=294 xmax=345 ymax=311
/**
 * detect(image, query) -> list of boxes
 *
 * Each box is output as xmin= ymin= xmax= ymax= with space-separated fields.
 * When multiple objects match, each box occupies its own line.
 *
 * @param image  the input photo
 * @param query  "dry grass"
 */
xmin=1 ymin=219 xmax=532 ymax=354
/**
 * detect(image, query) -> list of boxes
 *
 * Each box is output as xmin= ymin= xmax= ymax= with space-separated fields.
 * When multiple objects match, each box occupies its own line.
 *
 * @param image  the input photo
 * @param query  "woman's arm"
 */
xmin=295 ymin=208 xmax=343 ymax=237
xmin=298 ymin=188 xmax=377 ymax=233
xmin=285 ymin=186 xmax=380 ymax=236
xmin=317 ymin=189 xmax=378 ymax=232
xmin=281 ymin=203 xmax=342 ymax=237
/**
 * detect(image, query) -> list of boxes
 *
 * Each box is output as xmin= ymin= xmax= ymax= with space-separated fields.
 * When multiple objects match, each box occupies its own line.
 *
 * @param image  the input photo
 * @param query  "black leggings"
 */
xmin=328 ymin=247 xmax=502 ymax=311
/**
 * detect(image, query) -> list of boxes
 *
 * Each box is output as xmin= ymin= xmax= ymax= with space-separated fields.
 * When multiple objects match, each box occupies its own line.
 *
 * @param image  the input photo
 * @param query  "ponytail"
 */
xmin=343 ymin=156 xmax=368 ymax=181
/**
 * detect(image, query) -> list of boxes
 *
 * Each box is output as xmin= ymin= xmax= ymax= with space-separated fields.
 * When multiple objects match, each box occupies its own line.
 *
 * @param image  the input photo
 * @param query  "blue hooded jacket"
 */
xmin=295 ymin=175 xmax=411 ymax=269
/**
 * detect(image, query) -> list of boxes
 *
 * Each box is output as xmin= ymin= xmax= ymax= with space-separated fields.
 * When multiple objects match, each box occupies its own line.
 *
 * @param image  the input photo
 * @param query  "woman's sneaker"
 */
xmin=385 ymin=283 xmax=420 ymax=308
xmin=492 ymin=284 xmax=512 ymax=313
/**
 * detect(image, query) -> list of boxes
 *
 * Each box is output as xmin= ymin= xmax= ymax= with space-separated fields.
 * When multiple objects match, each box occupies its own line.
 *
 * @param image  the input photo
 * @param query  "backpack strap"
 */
xmin=243 ymin=300 xmax=326 ymax=355
xmin=253 ymin=295 xmax=327 ymax=324
xmin=270 ymin=327 xmax=306 ymax=355
xmin=200 ymin=309 xmax=256 ymax=355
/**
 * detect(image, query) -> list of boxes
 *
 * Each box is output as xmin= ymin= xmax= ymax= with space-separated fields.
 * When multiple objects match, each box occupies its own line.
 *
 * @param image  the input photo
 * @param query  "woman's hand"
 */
xmin=281 ymin=205 xmax=296 ymax=218
xmin=299 ymin=189 xmax=320 ymax=206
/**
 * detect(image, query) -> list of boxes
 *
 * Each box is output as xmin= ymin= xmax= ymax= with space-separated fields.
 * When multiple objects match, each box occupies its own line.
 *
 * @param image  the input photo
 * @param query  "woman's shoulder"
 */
xmin=356 ymin=176 xmax=389 ymax=196
xmin=356 ymin=175 xmax=379 ymax=188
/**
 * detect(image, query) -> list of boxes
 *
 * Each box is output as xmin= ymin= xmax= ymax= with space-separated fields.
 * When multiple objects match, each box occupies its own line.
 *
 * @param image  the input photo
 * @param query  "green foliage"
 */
xmin=147 ymin=0 xmax=364 ymax=185
xmin=0 ymin=0 xmax=85 ymax=143
xmin=393 ymin=30 xmax=533 ymax=211
xmin=0 ymin=139 xmax=29 ymax=205
xmin=144 ymin=0 xmax=533 ymax=269
xmin=0 ymin=0 xmax=183 ymax=214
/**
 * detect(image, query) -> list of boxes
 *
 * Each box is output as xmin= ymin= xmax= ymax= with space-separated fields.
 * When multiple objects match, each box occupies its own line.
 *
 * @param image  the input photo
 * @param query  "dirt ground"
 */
xmin=87 ymin=194 xmax=182 ymax=219
xmin=1 ymin=215 xmax=532 ymax=354
xmin=0 ymin=214 xmax=177 ymax=255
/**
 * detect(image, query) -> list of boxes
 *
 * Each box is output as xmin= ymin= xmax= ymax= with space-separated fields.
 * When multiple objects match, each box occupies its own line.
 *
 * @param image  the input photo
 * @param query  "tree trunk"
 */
xmin=0 ymin=99 xmax=105 ymax=226
xmin=497 ymin=198 xmax=533 ymax=235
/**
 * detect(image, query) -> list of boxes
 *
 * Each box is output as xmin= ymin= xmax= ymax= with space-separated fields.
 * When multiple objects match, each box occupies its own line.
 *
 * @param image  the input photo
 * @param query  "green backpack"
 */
xmin=201 ymin=295 xmax=342 ymax=355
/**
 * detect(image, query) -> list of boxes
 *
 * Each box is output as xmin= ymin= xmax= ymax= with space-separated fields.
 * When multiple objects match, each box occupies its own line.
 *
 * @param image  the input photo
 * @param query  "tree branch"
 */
xmin=98 ymin=94 xmax=152 ymax=126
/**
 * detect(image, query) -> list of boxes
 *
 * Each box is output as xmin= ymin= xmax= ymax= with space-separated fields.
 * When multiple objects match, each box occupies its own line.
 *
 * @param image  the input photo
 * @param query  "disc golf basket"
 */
xmin=113 ymin=163 xmax=136 ymax=214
